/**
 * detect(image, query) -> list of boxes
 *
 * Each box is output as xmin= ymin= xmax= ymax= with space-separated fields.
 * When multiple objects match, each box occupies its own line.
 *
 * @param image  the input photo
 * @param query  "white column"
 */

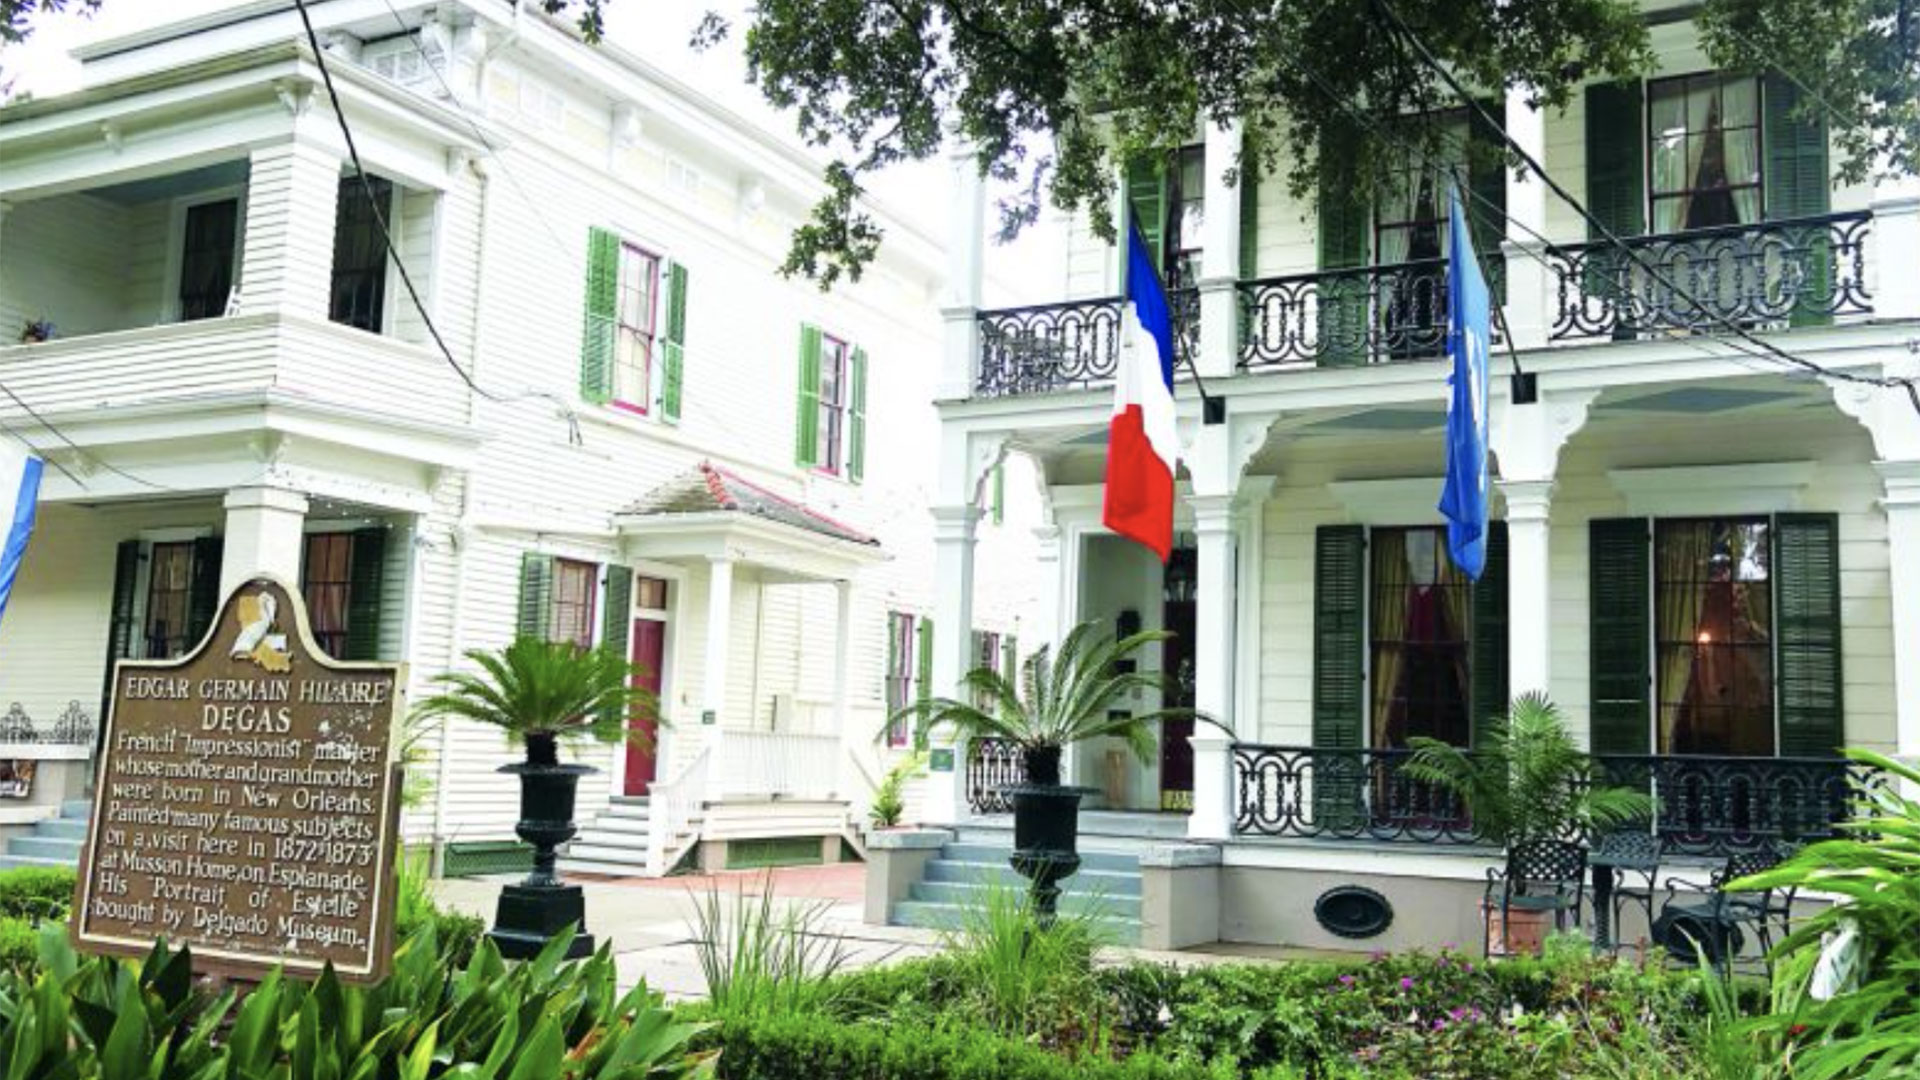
xmin=240 ymin=140 xmax=343 ymax=321
xmin=939 ymin=136 xmax=987 ymax=401
xmin=1187 ymin=494 xmax=1238 ymax=840
xmin=1197 ymin=120 xmax=1244 ymax=379
xmin=702 ymin=557 xmax=735 ymax=756
xmin=831 ymin=580 xmax=853 ymax=737
xmin=1502 ymin=84 xmax=1551 ymax=351
xmin=1030 ymin=523 xmax=1063 ymax=655
xmin=1871 ymin=174 xmax=1920 ymax=320
xmin=923 ymin=505 xmax=980 ymax=825
xmin=1498 ymin=479 xmax=1554 ymax=698
xmin=220 ymin=485 xmax=309 ymax=599
xmin=1880 ymin=463 xmax=1920 ymax=765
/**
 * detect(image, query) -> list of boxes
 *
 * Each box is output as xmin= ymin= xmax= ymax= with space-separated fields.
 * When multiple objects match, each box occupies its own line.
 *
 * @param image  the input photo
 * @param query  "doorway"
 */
xmin=624 ymin=574 xmax=671 ymax=797
xmin=1159 ymin=538 xmax=1197 ymax=811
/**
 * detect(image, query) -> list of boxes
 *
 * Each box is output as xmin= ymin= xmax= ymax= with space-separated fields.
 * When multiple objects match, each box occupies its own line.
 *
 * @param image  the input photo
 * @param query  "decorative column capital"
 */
xmin=1496 ymin=479 xmax=1555 ymax=521
xmin=1491 ymin=388 xmax=1598 ymax=484
xmin=1876 ymin=459 xmax=1920 ymax=509
xmin=930 ymin=503 xmax=983 ymax=543
xmin=223 ymin=485 xmax=309 ymax=515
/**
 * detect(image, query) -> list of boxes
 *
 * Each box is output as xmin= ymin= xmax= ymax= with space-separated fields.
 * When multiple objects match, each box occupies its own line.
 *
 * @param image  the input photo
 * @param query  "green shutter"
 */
xmin=1316 ymin=132 xmax=1369 ymax=368
xmin=344 ymin=527 xmax=387 ymax=661
xmin=795 ymin=324 xmax=822 ymax=468
xmin=1001 ymin=634 xmax=1018 ymax=686
xmin=1763 ymin=74 xmax=1832 ymax=327
xmin=187 ymin=536 xmax=223 ymax=646
xmin=1466 ymin=100 xmax=1507 ymax=291
xmin=847 ymin=345 xmax=868 ymax=483
xmin=1584 ymin=81 xmax=1646 ymax=240
xmin=517 ymin=553 xmax=554 ymax=642
xmin=1125 ymin=155 xmax=1170 ymax=283
xmin=990 ymin=464 xmax=1005 ymax=525
xmin=1775 ymin=513 xmax=1843 ymax=758
xmin=1238 ymin=134 xmax=1261 ymax=279
xmin=660 ymin=261 xmax=688 ymax=421
xmin=1470 ymin=521 xmax=1510 ymax=747
xmin=102 ymin=539 xmax=140 ymax=721
xmin=580 ymin=227 xmax=620 ymax=404
xmin=1589 ymin=518 xmax=1651 ymax=755
xmin=599 ymin=565 xmax=634 ymax=727
xmin=1313 ymin=525 xmax=1367 ymax=827
xmin=915 ymin=616 xmax=934 ymax=749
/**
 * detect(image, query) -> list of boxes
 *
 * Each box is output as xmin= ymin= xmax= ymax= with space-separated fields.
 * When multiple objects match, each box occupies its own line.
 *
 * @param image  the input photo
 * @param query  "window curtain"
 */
xmin=1435 ymin=556 xmax=1474 ymax=736
xmin=1657 ymin=522 xmax=1714 ymax=753
xmin=1369 ymin=531 xmax=1411 ymax=747
xmin=1721 ymin=80 xmax=1761 ymax=225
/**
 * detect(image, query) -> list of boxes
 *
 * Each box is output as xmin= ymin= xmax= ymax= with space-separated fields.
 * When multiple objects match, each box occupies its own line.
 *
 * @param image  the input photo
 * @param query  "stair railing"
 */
xmin=645 ymin=746 xmax=711 ymax=876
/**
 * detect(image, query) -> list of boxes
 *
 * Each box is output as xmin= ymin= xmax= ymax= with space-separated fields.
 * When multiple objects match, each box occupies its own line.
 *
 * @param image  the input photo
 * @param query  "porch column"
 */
xmin=1880 ymin=462 xmax=1920 ymax=765
xmin=1187 ymin=494 xmax=1238 ymax=840
xmin=1871 ymin=174 xmax=1920 ymax=320
xmin=1197 ymin=120 xmax=1244 ymax=379
xmin=1502 ymin=84 xmax=1551 ymax=350
xmin=240 ymin=140 xmax=343 ymax=321
xmin=220 ymin=485 xmax=308 ymax=598
xmin=831 ymin=580 xmax=853 ymax=737
xmin=939 ymin=133 xmax=986 ymax=401
xmin=1031 ymin=523 xmax=1063 ymax=655
xmin=1498 ymin=480 xmax=1554 ymax=697
xmin=923 ymin=505 xmax=980 ymax=825
xmin=702 ymin=556 xmax=735 ymax=756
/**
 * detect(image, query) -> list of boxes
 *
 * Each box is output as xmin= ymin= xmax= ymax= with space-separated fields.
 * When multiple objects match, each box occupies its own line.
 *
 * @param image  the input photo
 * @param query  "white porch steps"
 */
xmin=0 ymin=799 xmax=90 ymax=870
xmin=558 ymin=797 xmax=697 ymax=877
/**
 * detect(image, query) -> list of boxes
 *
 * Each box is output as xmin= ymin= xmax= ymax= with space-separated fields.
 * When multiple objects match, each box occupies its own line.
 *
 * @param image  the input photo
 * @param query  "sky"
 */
xmin=0 ymin=0 xmax=1064 ymax=302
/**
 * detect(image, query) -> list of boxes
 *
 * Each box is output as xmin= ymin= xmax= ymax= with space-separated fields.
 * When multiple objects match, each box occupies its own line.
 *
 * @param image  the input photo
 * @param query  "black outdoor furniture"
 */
xmin=1654 ymin=847 xmax=1795 ymax=972
xmin=1589 ymin=830 xmax=1663 ymax=952
xmin=1485 ymin=839 xmax=1588 ymax=957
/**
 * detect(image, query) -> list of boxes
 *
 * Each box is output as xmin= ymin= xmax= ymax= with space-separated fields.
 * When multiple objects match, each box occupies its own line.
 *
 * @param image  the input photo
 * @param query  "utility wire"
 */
xmin=1369 ymin=0 xmax=1920 ymax=416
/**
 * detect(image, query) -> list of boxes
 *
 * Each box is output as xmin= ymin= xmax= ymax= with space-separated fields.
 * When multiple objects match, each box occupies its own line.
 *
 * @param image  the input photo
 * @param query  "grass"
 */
xmin=687 ymin=873 xmax=852 ymax=1018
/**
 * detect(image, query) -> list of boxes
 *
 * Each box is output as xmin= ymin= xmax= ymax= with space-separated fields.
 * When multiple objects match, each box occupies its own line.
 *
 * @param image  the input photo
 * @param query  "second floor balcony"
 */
xmin=971 ymin=209 xmax=1875 ymax=399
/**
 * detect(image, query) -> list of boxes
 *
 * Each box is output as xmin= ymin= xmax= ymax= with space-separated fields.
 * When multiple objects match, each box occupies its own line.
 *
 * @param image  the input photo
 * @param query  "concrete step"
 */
xmin=61 ymin=800 xmax=91 ymax=820
xmin=939 ymin=843 xmax=1140 ymax=875
xmin=34 ymin=819 xmax=87 ymax=841
xmin=921 ymin=857 xmax=1141 ymax=897
xmin=568 ymin=832 xmax=651 ymax=855
xmin=0 ymin=854 xmax=74 ymax=871
xmin=564 ymin=841 xmax=661 ymax=864
xmin=907 ymin=879 xmax=1142 ymax=919
xmin=7 ymin=836 xmax=80 ymax=862
xmin=581 ymin=815 xmax=652 ymax=835
xmin=890 ymin=899 xmax=1140 ymax=942
xmin=557 ymin=858 xmax=653 ymax=878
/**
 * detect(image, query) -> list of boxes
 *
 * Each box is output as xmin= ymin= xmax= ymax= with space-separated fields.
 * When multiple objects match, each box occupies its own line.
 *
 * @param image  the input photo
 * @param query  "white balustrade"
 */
xmin=718 ymin=730 xmax=842 ymax=800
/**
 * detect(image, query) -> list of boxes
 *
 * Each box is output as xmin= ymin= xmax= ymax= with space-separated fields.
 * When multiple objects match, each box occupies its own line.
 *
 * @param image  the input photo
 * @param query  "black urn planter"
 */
xmin=1007 ymin=745 xmax=1083 ymax=921
xmin=488 ymin=732 xmax=596 ymax=960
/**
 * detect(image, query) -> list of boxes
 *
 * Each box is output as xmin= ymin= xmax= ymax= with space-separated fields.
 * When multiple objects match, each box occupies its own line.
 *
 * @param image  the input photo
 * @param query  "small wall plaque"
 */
xmin=929 ymin=748 xmax=955 ymax=772
xmin=700 ymin=709 xmax=716 ymax=726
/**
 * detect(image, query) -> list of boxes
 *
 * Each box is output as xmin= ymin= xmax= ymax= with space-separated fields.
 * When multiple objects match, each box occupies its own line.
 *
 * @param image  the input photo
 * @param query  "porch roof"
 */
xmin=614 ymin=462 xmax=883 ymax=581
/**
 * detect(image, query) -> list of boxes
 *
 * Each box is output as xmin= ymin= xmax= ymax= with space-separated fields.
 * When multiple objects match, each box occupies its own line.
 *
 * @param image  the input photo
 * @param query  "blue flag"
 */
xmin=1437 ymin=184 xmax=1491 ymax=580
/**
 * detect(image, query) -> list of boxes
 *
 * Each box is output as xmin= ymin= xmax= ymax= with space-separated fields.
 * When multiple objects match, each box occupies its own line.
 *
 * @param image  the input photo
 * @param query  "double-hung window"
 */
xmin=550 ymin=559 xmax=599 ymax=650
xmin=1368 ymin=527 xmax=1475 ymax=749
xmin=884 ymin=612 xmax=916 ymax=747
xmin=302 ymin=533 xmax=355 ymax=659
xmin=331 ymin=176 xmax=392 ymax=332
xmin=143 ymin=542 xmax=197 ymax=660
xmin=816 ymin=335 xmax=849 ymax=476
xmin=177 ymin=198 xmax=240 ymax=321
xmin=1648 ymin=74 xmax=1762 ymax=233
xmin=615 ymin=243 xmax=661 ymax=411
xmin=1654 ymin=518 xmax=1776 ymax=756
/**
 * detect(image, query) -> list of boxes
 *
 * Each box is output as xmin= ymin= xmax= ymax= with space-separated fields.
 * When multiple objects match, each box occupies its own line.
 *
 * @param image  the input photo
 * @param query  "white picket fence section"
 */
xmin=718 ymin=731 xmax=842 ymax=800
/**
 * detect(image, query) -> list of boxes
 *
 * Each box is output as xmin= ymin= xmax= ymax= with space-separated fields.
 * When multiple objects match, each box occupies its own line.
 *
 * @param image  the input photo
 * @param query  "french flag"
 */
xmin=0 ymin=442 xmax=41 ymax=629
xmin=1103 ymin=226 xmax=1179 ymax=563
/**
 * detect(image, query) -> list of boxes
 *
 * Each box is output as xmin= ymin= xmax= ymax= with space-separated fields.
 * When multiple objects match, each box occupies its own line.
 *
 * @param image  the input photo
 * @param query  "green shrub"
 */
xmin=0 ymin=915 xmax=37 ymax=970
xmin=0 ymin=864 xmax=75 ymax=919
xmin=393 ymin=847 xmax=485 ymax=966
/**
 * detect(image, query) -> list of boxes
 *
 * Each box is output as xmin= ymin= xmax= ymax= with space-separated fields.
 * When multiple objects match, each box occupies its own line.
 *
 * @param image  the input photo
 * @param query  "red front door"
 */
xmin=624 ymin=618 xmax=666 ymax=795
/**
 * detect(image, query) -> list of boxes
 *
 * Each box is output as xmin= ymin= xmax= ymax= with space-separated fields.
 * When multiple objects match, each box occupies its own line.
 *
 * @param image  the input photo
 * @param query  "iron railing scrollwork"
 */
xmin=0 ymin=701 xmax=95 ymax=746
xmin=1547 ymin=211 xmax=1872 ymax=341
xmin=1236 ymin=258 xmax=1505 ymax=370
xmin=1232 ymin=744 xmax=1880 ymax=859
xmin=965 ymin=736 xmax=1023 ymax=815
xmin=974 ymin=287 xmax=1199 ymax=398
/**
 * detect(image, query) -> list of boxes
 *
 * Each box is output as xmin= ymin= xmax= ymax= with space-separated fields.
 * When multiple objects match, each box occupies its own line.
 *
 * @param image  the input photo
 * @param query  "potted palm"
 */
xmin=1402 ymin=692 xmax=1651 ymax=954
xmin=892 ymin=621 xmax=1198 ymax=916
xmin=417 ymin=636 xmax=658 ymax=959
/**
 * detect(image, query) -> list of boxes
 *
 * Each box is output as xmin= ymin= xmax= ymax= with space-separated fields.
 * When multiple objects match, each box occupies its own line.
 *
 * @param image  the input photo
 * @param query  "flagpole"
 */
xmin=1129 ymin=221 xmax=1228 ymax=425
xmin=1448 ymin=174 xmax=1536 ymax=405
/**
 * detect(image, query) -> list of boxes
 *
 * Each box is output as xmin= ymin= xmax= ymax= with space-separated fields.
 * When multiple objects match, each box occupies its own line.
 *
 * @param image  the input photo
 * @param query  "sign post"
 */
xmin=74 ymin=577 xmax=405 ymax=983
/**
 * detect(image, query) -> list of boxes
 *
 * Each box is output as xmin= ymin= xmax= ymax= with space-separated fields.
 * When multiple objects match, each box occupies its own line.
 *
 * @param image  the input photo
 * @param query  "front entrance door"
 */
xmin=624 ymin=617 xmax=666 ymax=795
xmin=1160 ymin=541 xmax=1197 ymax=811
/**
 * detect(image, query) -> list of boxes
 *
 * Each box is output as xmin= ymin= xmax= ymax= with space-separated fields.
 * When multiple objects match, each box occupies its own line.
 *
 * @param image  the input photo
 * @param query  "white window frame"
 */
xmin=162 ymin=186 xmax=247 ymax=324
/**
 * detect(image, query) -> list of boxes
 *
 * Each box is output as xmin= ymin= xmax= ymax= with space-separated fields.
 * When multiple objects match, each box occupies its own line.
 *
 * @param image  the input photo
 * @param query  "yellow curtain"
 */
xmin=1436 ymin=555 xmax=1474 ymax=744
xmin=1657 ymin=522 xmax=1714 ymax=753
xmin=1370 ymin=532 xmax=1412 ymax=747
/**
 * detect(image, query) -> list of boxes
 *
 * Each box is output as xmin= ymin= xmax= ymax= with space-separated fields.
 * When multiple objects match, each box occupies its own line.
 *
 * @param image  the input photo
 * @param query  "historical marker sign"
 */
xmin=75 ymin=577 xmax=405 ymax=982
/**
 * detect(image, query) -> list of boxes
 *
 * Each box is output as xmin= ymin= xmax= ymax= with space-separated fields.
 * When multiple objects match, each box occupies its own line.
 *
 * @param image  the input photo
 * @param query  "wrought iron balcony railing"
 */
xmin=1232 ymin=744 xmax=1883 ymax=859
xmin=973 ymin=287 xmax=1199 ymax=398
xmin=1547 ymin=211 xmax=1872 ymax=341
xmin=1237 ymin=258 xmax=1505 ymax=370
xmin=966 ymin=736 xmax=1022 ymax=814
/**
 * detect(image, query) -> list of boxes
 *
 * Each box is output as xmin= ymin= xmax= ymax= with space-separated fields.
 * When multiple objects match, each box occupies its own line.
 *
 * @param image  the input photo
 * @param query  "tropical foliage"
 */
xmin=415 ymin=636 xmax=657 ymax=749
xmin=868 ymin=750 xmax=927 ymax=828
xmin=1401 ymin=692 xmax=1651 ymax=847
xmin=886 ymin=621 xmax=1197 ymax=775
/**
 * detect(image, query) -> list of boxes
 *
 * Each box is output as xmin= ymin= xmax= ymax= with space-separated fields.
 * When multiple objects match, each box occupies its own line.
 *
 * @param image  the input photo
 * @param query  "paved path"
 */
xmin=433 ymin=864 xmax=1340 ymax=998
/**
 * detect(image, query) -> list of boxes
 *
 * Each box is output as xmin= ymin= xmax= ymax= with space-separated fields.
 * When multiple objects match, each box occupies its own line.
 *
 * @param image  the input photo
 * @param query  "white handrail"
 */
xmin=719 ymin=731 xmax=841 ymax=800
xmin=645 ymin=746 xmax=710 ymax=876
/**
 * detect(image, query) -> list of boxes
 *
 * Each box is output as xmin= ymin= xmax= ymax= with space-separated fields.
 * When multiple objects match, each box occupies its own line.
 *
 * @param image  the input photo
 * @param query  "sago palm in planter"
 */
xmin=893 ymin=622 xmax=1195 ymax=917
xmin=418 ymin=636 xmax=659 ymax=959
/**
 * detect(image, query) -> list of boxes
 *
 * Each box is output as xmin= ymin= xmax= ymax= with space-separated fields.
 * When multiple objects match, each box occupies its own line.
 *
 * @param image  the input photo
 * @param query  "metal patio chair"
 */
xmin=1485 ymin=838 xmax=1588 ymax=957
xmin=1655 ymin=846 xmax=1796 ymax=973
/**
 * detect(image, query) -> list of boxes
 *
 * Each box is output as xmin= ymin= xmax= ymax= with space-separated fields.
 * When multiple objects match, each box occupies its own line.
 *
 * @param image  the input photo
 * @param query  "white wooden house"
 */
xmin=887 ymin=5 xmax=1920 ymax=952
xmin=0 ymin=0 xmax=1044 ymax=876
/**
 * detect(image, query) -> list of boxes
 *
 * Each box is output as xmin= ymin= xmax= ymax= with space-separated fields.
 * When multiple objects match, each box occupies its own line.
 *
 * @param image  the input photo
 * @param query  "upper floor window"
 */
xmin=1126 ymin=146 xmax=1204 ymax=285
xmin=1649 ymin=74 xmax=1761 ymax=232
xmin=1375 ymin=114 xmax=1470 ymax=265
xmin=1655 ymin=518 xmax=1774 ymax=756
xmin=795 ymin=325 xmax=866 ymax=481
xmin=615 ymin=243 xmax=661 ymax=411
xmin=816 ymin=334 xmax=849 ymax=476
xmin=177 ymin=198 xmax=240 ymax=321
xmin=331 ymin=176 xmax=392 ymax=332
xmin=551 ymin=558 xmax=599 ymax=650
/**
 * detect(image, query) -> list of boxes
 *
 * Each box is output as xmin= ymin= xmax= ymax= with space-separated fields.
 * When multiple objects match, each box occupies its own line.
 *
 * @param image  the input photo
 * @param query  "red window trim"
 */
xmin=815 ymin=333 xmax=849 ymax=477
xmin=613 ymin=242 xmax=661 ymax=415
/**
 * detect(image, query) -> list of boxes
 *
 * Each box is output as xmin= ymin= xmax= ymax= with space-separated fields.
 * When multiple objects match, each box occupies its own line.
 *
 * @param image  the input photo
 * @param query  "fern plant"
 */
xmin=1401 ymin=692 xmax=1651 ymax=848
